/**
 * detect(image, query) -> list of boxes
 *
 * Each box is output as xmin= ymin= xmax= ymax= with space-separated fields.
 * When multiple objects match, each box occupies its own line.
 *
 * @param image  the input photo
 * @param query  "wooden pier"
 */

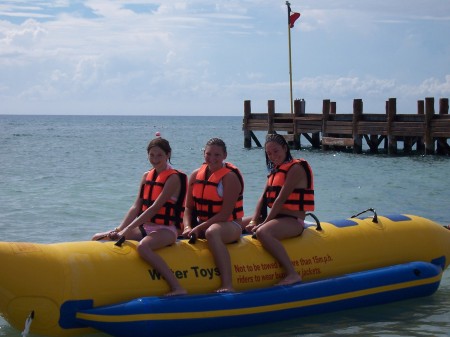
xmin=242 ymin=97 xmax=450 ymax=155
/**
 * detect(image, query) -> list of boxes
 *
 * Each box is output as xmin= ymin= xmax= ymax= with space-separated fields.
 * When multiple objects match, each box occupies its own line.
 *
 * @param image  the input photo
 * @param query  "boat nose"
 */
xmin=0 ymin=242 xmax=62 ymax=333
xmin=6 ymin=297 xmax=60 ymax=333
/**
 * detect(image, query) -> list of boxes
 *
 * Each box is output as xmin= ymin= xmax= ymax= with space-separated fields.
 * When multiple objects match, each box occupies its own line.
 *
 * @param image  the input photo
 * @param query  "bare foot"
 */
xmin=215 ymin=287 xmax=234 ymax=293
xmin=276 ymin=274 xmax=302 ymax=286
xmin=164 ymin=288 xmax=187 ymax=297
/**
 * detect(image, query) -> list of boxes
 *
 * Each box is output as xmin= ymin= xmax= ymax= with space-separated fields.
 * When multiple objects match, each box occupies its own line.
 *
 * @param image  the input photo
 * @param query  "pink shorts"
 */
xmin=142 ymin=224 xmax=178 ymax=242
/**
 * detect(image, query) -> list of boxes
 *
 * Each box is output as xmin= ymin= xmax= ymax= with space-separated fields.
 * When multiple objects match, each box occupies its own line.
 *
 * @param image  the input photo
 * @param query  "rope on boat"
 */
xmin=21 ymin=310 xmax=34 ymax=337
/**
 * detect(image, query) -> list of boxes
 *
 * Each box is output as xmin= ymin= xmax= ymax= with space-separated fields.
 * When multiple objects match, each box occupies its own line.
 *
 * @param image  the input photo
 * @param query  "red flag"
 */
xmin=289 ymin=12 xmax=301 ymax=28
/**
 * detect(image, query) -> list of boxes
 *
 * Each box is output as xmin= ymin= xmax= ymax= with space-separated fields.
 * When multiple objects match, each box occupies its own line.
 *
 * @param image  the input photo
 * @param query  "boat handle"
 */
xmin=188 ymin=233 xmax=197 ymax=244
xmin=306 ymin=213 xmax=322 ymax=231
xmin=114 ymin=236 xmax=126 ymax=247
xmin=351 ymin=208 xmax=378 ymax=223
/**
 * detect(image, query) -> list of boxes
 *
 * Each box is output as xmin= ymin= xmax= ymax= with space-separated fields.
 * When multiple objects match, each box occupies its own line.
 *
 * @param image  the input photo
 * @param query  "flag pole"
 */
xmin=286 ymin=1 xmax=294 ymax=114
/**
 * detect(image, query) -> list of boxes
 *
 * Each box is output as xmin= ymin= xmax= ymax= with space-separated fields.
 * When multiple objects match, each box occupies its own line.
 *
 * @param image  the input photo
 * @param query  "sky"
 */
xmin=1 ymin=0 xmax=450 ymax=116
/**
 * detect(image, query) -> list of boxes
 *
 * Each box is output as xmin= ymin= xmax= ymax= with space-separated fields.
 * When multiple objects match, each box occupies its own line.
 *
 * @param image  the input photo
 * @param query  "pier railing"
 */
xmin=242 ymin=97 xmax=450 ymax=155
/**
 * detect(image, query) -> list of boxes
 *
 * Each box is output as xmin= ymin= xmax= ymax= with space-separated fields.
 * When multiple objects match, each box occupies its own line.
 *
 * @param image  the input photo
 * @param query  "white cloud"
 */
xmin=410 ymin=75 xmax=450 ymax=96
xmin=0 ymin=0 xmax=449 ymax=115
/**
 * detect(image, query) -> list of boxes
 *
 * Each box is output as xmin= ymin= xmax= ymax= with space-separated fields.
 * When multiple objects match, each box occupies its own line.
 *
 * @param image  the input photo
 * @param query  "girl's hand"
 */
xmin=185 ymin=222 xmax=207 ymax=239
xmin=246 ymin=220 xmax=259 ymax=233
xmin=92 ymin=227 xmax=120 ymax=241
xmin=118 ymin=226 xmax=132 ymax=239
xmin=107 ymin=230 xmax=120 ymax=240
xmin=182 ymin=226 xmax=192 ymax=238
xmin=189 ymin=225 xmax=202 ymax=238
xmin=92 ymin=231 xmax=111 ymax=241
xmin=252 ymin=225 xmax=260 ymax=233
xmin=245 ymin=224 xmax=255 ymax=233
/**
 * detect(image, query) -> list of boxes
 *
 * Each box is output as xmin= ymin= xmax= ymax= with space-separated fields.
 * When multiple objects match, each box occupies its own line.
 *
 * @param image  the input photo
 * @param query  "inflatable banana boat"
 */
xmin=1 ymin=211 xmax=450 ymax=337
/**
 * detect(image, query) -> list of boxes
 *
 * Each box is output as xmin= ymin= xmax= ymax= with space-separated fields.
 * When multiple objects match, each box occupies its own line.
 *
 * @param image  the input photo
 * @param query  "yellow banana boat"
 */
xmin=0 ymin=212 xmax=449 ymax=337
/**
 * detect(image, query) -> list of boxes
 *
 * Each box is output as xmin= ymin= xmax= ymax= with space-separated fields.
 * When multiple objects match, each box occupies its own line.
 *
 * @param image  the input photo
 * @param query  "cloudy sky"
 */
xmin=1 ymin=0 xmax=449 ymax=115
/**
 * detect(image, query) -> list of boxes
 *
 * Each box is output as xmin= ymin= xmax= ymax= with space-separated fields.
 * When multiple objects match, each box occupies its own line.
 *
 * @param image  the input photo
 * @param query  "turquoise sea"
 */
xmin=0 ymin=115 xmax=449 ymax=337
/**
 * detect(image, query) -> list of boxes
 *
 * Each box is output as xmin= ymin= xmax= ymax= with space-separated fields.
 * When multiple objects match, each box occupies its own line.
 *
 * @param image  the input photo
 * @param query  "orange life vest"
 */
xmin=192 ymin=163 xmax=244 ymax=222
xmin=140 ymin=168 xmax=187 ymax=228
xmin=265 ymin=159 xmax=314 ymax=211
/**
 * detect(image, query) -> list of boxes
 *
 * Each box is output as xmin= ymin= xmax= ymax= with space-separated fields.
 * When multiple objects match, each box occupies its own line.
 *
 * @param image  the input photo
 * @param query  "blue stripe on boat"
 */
xmin=75 ymin=261 xmax=442 ymax=337
xmin=383 ymin=214 xmax=411 ymax=222
xmin=327 ymin=219 xmax=358 ymax=227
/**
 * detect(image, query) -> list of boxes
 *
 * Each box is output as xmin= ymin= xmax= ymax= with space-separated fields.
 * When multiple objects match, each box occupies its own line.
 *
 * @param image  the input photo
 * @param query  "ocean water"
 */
xmin=0 ymin=114 xmax=449 ymax=337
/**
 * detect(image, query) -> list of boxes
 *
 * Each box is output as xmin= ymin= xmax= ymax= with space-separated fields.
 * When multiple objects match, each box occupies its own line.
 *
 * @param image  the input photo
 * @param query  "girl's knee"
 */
xmin=136 ymin=241 xmax=146 ymax=255
xmin=205 ymin=227 xmax=219 ymax=241
xmin=137 ymin=237 xmax=153 ymax=251
xmin=255 ymin=227 xmax=268 ymax=241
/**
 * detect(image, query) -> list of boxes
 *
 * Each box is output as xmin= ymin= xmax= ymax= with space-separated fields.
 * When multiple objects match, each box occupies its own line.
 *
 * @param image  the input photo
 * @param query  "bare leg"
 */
xmin=137 ymin=232 xmax=187 ymax=296
xmin=205 ymin=222 xmax=241 ymax=293
xmin=256 ymin=219 xmax=303 ymax=286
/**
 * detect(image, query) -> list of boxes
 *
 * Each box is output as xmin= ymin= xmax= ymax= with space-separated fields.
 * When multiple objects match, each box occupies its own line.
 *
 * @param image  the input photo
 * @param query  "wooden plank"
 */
xmin=246 ymin=114 xmax=267 ymax=120
xmin=275 ymin=113 xmax=295 ymax=118
xmin=295 ymin=121 xmax=322 ymax=126
xmin=325 ymin=130 xmax=353 ymax=135
xmin=357 ymin=121 xmax=387 ymax=127
xmin=391 ymin=130 xmax=424 ymax=137
xmin=327 ymin=114 xmax=353 ymax=121
xmin=246 ymin=122 xmax=267 ymax=127
xmin=321 ymin=137 xmax=354 ymax=147
xmin=391 ymin=122 xmax=425 ymax=128
xmin=296 ymin=127 xmax=322 ymax=132
xmin=297 ymin=119 xmax=323 ymax=123
xmin=273 ymin=123 xmax=294 ymax=132
xmin=297 ymin=128 xmax=322 ymax=133
xmin=361 ymin=114 xmax=387 ymax=122
xmin=326 ymin=120 xmax=352 ymax=125
xmin=395 ymin=115 xmax=426 ymax=122
xmin=431 ymin=120 xmax=450 ymax=126
xmin=432 ymin=132 xmax=450 ymax=137
xmin=431 ymin=120 xmax=450 ymax=136
xmin=325 ymin=126 xmax=353 ymax=134
xmin=390 ymin=122 xmax=425 ymax=136
xmin=357 ymin=121 xmax=388 ymax=134
xmin=246 ymin=125 xmax=269 ymax=131
xmin=296 ymin=126 xmax=322 ymax=132
xmin=245 ymin=123 xmax=267 ymax=127
xmin=294 ymin=116 xmax=323 ymax=121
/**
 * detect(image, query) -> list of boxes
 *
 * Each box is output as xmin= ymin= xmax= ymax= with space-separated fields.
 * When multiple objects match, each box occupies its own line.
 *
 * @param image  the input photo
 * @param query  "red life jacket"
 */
xmin=192 ymin=162 xmax=244 ymax=222
xmin=140 ymin=168 xmax=187 ymax=228
xmin=265 ymin=159 xmax=314 ymax=211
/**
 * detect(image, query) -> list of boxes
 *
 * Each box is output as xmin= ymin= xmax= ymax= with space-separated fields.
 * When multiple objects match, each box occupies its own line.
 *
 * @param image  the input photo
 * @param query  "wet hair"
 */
xmin=147 ymin=137 xmax=172 ymax=163
xmin=264 ymin=133 xmax=293 ymax=172
xmin=205 ymin=138 xmax=227 ymax=154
